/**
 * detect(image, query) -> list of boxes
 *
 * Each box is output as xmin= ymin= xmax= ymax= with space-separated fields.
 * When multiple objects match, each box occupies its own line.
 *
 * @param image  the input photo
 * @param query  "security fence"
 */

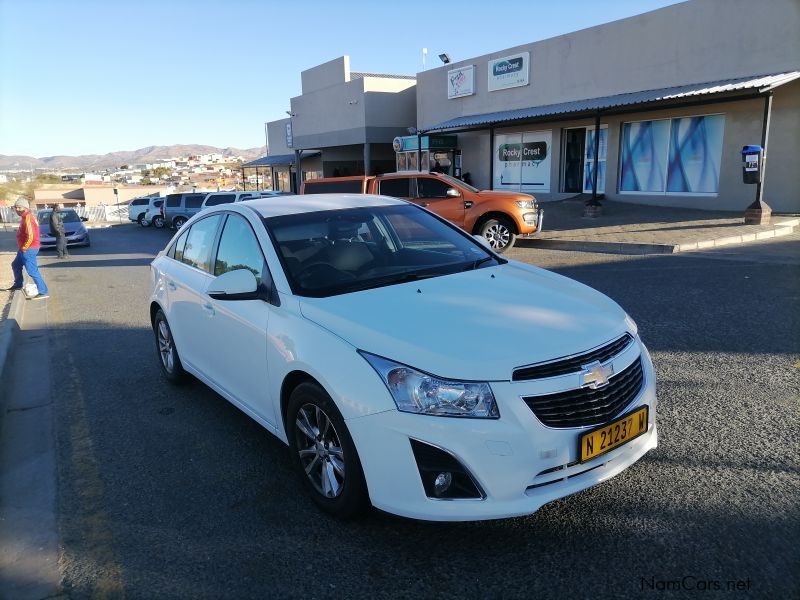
xmin=0 ymin=204 xmax=130 ymax=229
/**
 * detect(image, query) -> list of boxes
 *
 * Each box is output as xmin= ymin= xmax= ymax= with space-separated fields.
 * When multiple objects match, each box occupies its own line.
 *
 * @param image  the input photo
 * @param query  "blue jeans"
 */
xmin=12 ymin=248 xmax=49 ymax=294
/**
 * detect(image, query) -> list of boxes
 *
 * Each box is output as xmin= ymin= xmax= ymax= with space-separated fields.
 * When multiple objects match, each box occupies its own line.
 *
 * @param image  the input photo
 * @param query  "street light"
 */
xmin=438 ymin=53 xmax=451 ymax=65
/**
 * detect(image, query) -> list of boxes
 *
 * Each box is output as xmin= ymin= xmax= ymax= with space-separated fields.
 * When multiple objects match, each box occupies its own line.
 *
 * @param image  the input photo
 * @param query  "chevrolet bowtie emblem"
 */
xmin=580 ymin=361 xmax=614 ymax=389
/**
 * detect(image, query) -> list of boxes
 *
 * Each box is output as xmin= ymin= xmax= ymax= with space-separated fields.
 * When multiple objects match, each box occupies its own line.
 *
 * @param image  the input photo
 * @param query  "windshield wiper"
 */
xmin=342 ymin=271 xmax=442 ymax=293
xmin=466 ymin=256 xmax=495 ymax=271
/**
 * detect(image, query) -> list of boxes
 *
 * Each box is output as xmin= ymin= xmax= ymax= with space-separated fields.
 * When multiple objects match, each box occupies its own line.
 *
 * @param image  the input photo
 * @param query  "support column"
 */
xmin=363 ymin=142 xmax=371 ymax=176
xmin=294 ymin=150 xmax=303 ymax=194
xmin=745 ymin=92 xmax=773 ymax=225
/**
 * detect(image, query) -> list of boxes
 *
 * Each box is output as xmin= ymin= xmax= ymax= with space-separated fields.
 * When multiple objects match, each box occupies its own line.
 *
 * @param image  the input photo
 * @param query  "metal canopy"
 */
xmin=242 ymin=151 xmax=320 ymax=167
xmin=422 ymin=71 xmax=800 ymax=133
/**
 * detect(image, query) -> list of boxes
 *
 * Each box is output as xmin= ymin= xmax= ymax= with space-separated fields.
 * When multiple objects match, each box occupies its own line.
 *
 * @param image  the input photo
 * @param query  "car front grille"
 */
xmin=512 ymin=334 xmax=633 ymax=381
xmin=522 ymin=357 xmax=644 ymax=428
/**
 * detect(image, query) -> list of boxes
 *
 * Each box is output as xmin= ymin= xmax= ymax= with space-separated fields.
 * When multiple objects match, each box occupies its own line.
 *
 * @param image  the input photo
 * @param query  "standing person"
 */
xmin=2 ymin=198 xmax=49 ymax=299
xmin=50 ymin=203 xmax=68 ymax=258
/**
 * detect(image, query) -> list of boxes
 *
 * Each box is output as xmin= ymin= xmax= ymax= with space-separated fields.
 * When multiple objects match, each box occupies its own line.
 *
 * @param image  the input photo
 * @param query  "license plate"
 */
xmin=579 ymin=406 xmax=649 ymax=463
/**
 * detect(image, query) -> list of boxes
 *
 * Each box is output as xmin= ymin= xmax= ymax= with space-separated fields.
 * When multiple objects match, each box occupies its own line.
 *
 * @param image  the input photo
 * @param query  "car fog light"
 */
xmin=523 ymin=212 xmax=537 ymax=224
xmin=434 ymin=472 xmax=452 ymax=496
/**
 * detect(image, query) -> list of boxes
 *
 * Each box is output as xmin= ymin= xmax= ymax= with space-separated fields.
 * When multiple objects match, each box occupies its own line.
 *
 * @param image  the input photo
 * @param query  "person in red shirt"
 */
xmin=3 ymin=197 xmax=49 ymax=299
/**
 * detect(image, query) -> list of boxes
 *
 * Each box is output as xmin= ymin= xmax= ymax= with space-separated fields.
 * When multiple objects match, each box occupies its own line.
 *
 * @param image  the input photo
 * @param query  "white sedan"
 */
xmin=149 ymin=194 xmax=657 ymax=521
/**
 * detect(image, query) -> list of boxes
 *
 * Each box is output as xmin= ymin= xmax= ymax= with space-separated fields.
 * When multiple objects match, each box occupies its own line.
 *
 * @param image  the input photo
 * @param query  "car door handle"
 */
xmin=202 ymin=303 xmax=215 ymax=317
xmin=167 ymin=281 xmax=177 ymax=291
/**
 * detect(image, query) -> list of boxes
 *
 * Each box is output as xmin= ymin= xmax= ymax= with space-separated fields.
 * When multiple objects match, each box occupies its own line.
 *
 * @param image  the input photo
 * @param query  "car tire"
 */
xmin=153 ymin=215 xmax=165 ymax=229
xmin=479 ymin=217 xmax=516 ymax=254
xmin=153 ymin=309 xmax=187 ymax=384
xmin=173 ymin=216 xmax=187 ymax=230
xmin=137 ymin=214 xmax=146 ymax=226
xmin=139 ymin=216 xmax=151 ymax=227
xmin=287 ymin=382 xmax=368 ymax=519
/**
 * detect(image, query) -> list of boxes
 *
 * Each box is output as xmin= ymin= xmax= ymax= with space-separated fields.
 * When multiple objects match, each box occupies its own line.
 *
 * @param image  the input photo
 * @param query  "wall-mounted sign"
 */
xmin=488 ymin=51 xmax=530 ymax=92
xmin=492 ymin=130 xmax=551 ymax=192
xmin=285 ymin=121 xmax=293 ymax=148
xmin=447 ymin=65 xmax=475 ymax=99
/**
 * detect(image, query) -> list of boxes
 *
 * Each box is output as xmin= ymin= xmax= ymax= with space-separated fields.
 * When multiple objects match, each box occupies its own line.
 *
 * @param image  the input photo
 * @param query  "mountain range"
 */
xmin=0 ymin=144 xmax=267 ymax=171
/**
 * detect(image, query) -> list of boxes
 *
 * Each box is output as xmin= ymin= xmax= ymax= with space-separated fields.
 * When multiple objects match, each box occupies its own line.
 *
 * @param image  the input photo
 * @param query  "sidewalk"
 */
xmin=519 ymin=197 xmax=799 ymax=254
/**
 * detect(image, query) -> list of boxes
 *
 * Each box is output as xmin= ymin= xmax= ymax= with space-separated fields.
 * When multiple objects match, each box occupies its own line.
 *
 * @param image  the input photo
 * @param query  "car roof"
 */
xmin=233 ymin=193 xmax=405 ymax=218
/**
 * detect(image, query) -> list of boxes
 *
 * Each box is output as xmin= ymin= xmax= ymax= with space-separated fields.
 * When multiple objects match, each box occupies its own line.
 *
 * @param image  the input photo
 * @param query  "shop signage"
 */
xmin=285 ymin=121 xmax=293 ymax=148
xmin=488 ymin=51 xmax=530 ymax=92
xmin=447 ymin=65 xmax=475 ymax=99
xmin=493 ymin=130 xmax=551 ymax=192
xmin=393 ymin=135 xmax=458 ymax=152
xmin=497 ymin=142 xmax=547 ymax=162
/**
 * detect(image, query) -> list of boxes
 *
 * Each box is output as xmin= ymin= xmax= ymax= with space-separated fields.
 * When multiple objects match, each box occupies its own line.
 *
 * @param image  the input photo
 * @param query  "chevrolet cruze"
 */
xmin=149 ymin=194 xmax=657 ymax=521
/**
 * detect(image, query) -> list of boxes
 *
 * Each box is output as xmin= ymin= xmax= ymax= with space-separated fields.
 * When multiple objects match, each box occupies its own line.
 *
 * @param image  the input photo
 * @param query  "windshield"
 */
xmin=436 ymin=173 xmax=479 ymax=193
xmin=38 ymin=210 xmax=81 ymax=224
xmin=265 ymin=204 xmax=502 ymax=297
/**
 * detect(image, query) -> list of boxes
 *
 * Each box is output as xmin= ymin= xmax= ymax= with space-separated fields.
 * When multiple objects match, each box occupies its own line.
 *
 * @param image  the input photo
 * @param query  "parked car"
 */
xmin=149 ymin=194 xmax=656 ymax=521
xmin=37 ymin=208 xmax=91 ymax=248
xmin=162 ymin=192 xmax=209 ymax=229
xmin=200 ymin=190 xmax=289 ymax=210
xmin=301 ymin=172 xmax=543 ymax=253
xmin=128 ymin=194 xmax=162 ymax=224
xmin=140 ymin=199 xmax=165 ymax=228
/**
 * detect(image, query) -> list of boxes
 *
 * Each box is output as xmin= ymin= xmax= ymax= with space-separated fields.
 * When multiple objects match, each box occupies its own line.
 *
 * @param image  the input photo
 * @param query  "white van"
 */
xmin=200 ymin=190 xmax=288 ymax=210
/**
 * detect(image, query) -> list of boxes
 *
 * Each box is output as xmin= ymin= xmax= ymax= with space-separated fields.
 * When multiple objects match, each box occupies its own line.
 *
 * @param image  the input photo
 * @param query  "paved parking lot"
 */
xmin=1 ymin=224 xmax=798 ymax=598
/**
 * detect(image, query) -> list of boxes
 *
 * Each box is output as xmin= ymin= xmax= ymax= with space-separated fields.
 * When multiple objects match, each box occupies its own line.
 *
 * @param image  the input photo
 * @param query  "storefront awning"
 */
xmin=422 ymin=71 xmax=800 ymax=133
xmin=243 ymin=151 xmax=320 ymax=167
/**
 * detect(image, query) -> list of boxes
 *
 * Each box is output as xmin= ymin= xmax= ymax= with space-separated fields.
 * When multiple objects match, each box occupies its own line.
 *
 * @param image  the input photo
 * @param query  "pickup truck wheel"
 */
xmin=479 ymin=217 xmax=516 ymax=253
xmin=153 ymin=215 xmax=165 ymax=229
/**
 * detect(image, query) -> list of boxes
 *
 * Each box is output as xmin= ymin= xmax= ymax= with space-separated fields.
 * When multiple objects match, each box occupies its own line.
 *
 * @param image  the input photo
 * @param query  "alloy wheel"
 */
xmin=157 ymin=319 xmax=174 ymax=373
xmin=483 ymin=222 xmax=511 ymax=250
xmin=294 ymin=403 xmax=346 ymax=498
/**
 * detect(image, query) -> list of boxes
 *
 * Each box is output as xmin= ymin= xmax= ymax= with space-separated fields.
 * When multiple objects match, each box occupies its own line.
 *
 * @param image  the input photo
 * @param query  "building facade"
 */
xmin=259 ymin=56 xmax=416 ymax=190
xmin=414 ymin=0 xmax=800 ymax=212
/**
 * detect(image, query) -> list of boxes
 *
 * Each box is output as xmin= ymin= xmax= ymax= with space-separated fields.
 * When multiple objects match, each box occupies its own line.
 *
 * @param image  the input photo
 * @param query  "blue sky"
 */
xmin=0 ymin=0 xmax=684 ymax=157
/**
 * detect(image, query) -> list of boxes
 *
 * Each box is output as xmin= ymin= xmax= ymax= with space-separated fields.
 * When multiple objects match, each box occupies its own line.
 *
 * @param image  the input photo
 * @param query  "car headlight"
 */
xmin=515 ymin=199 xmax=537 ymax=209
xmin=624 ymin=313 xmax=639 ymax=336
xmin=359 ymin=352 xmax=499 ymax=418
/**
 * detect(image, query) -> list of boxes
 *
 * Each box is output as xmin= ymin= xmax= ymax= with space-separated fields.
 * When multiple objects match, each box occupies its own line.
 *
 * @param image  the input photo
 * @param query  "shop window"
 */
xmin=493 ymin=131 xmax=552 ymax=193
xmin=620 ymin=115 xmax=724 ymax=194
xmin=583 ymin=127 xmax=608 ymax=193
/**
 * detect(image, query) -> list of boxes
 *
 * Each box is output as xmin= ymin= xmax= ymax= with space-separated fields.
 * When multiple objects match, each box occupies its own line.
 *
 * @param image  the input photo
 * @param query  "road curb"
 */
xmin=518 ymin=220 xmax=799 ymax=255
xmin=0 ymin=290 xmax=24 ymax=384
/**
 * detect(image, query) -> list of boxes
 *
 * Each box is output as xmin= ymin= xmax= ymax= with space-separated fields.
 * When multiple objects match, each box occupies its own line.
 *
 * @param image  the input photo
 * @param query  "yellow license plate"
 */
xmin=579 ymin=406 xmax=649 ymax=463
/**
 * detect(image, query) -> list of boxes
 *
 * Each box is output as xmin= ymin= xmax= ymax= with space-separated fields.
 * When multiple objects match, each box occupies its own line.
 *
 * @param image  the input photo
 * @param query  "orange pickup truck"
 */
xmin=300 ymin=171 xmax=543 ymax=253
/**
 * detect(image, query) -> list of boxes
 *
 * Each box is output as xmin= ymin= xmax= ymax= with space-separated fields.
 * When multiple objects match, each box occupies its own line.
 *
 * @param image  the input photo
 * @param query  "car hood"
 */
xmin=477 ymin=190 xmax=535 ymax=201
xmin=298 ymin=262 xmax=630 ymax=381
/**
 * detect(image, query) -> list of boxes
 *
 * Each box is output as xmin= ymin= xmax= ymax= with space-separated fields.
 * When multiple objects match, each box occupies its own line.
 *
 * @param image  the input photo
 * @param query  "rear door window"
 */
xmin=378 ymin=178 xmax=412 ymax=198
xmin=304 ymin=180 xmax=365 ymax=194
xmin=180 ymin=215 xmax=222 ymax=273
xmin=205 ymin=194 xmax=236 ymax=206
xmin=185 ymin=194 xmax=206 ymax=209
xmin=166 ymin=194 xmax=182 ymax=207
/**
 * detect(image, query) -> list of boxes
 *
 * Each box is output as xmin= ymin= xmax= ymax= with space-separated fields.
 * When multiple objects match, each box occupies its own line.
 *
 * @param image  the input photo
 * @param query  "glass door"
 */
xmin=583 ymin=126 xmax=608 ymax=193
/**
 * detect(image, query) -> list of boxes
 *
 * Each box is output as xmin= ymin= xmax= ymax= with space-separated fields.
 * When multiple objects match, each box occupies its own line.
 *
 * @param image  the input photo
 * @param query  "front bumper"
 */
xmin=519 ymin=208 xmax=544 ymax=238
xmin=347 ymin=339 xmax=656 ymax=521
xmin=40 ymin=231 xmax=90 ymax=248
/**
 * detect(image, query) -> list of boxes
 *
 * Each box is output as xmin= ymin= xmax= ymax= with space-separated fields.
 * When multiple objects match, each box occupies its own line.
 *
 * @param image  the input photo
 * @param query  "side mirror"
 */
xmin=473 ymin=234 xmax=492 ymax=250
xmin=208 ymin=269 xmax=265 ymax=301
xmin=446 ymin=188 xmax=460 ymax=198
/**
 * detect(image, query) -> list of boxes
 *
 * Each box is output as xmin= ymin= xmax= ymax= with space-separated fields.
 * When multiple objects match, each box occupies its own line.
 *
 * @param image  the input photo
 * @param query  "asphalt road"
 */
xmin=7 ymin=224 xmax=800 ymax=598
